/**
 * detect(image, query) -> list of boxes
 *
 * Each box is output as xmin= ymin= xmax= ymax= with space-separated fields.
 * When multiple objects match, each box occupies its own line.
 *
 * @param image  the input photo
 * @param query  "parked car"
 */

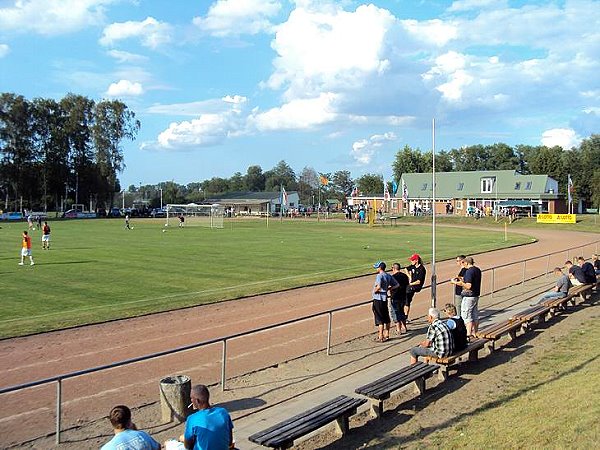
xmin=62 ymin=209 xmax=78 ymax=218
xmin=108 ymin=207 xmax=121 ymax=217
xmin=150 ymin=208 xmax=167 ymax=218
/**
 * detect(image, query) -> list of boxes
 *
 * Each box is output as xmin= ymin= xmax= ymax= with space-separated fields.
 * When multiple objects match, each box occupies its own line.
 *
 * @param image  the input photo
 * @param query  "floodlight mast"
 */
xmin=431 ymin=118 xmax=437 ymax=308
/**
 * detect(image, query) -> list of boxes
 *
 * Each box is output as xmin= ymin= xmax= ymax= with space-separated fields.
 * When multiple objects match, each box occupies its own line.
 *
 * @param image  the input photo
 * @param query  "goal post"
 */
xmin=165 ymin=203 xmax=224 ymax=228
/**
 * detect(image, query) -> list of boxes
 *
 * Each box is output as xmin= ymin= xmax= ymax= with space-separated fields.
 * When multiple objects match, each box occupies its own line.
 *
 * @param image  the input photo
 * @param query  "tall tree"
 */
xmin=264 ymin=160 xmax=297 ymax=191
xmin=574 ymin=134 xmax=600 ymax=207
xmin=392 ymin=145 xmax=427 ymax=181
xmin=487 ymin=143 xmax=519 ymax=170
xmin=356 ymin=173 xmax=383 ymax=196
xmin=297 ymin=166 xmax=319 ymax=205
xmin=245 ymin=165 xmax=265 ymax=191
xmin=331 ymin=170 xmax=354 ymax=202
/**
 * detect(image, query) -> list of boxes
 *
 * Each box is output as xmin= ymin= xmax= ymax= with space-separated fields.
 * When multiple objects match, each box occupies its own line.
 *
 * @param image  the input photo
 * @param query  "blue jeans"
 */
xmin=536 ymin=291 xmax=566 ymax=305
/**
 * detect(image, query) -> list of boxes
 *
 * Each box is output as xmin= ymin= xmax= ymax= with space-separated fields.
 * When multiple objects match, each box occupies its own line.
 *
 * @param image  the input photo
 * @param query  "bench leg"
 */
xmin=276 ymin=443 xmax=293 ymax=450
xmin=468 ymin=349 xmax=480 ymax=362
xmin=484 ymin=340 xmax=495 ymax=355
xmin=437 ymin=366 xmax=448 ymax=381
xmin=335 ymin=414 xmax=350 ymax=435
xmin=370 ymin=400 xmax=383 ymax=419
xmin=414 ymin=377 xmax=426 ymax=395
xmin=508 ymin=329 xmax=518 ymax=341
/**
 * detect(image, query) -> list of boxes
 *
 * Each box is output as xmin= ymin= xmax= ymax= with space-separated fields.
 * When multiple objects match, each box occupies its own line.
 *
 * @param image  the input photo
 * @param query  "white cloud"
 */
xmin=193 ymin=0 xmax=281 ymax=37
xmin=100 ymin=17 xmax=172 ymax=49
xmin=0 ymin=0 xmax=114 ymax=35
xmin=541 ymin=128 xmax=581 ymax=150
xmin=106 ymin=79 xmax=144 ymax=97
xmin=107 ymin=49 xmax=148 ymax=63
xmin=143 ymin=96 xmax=248 ymax=150
xmin=146 ymin=96 xmax=248 ymax=117
xmin=0 ymin=44 xmax=9 ymax=57
xmin=250 ymin=93 xmax=339 ymax=131
xmin=351 ymin=132 xmax=397 ymax=165
xmin=448 ymin=0 xmax=506 ymax=12
xmin=266 ymin=3 xmax=395 ymax=99
xmin=401 ymin=19 xmax=458 ymax=47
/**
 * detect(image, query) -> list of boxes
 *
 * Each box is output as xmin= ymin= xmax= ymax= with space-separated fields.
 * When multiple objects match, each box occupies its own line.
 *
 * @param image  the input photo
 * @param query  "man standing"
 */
xmin=409 ymin=308 xmax=453 ymax=364
xmin=19 ymin=231 xmax=34 ymax=266
xmin=371 ymin=261 xmax=399 ymax=342
xmin=125 ymin=214 xmax=131 ymax=230
xmin=534 ymin=267 xmax=570 ymax=305
xmin=405 ymin=254 xmax=426 ymax=321
xmin=565 ymin=260 xmax=586 ymax=286
xmin=443 ymin=304 xmax=467 ymax=352
xmin=180 ymin=384 xmax=234 ymax=450
xmin=454 ymin=256 xmax=481 ymax=336
xmin=450 ymin=255 xmax=467 ymax=314
xmin=389 ymin=263 xmax=409 ymax=335
xmin=41 ymin=221 xmax=51 ymax=250
xmin=592 ymin=253 xmax=600 ymax=275
xmin=101 ymin=405 xmax=160 ymax=450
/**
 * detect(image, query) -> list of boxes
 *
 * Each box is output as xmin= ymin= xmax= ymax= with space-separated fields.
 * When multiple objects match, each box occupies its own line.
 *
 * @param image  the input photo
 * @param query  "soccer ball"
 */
xmin=162 ymin=229 xmax=166 ymax=233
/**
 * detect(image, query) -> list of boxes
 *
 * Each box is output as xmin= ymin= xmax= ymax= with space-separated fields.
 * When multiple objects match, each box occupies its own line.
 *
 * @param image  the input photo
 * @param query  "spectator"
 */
xmin=405 ymin=254 xmax=426 ymax=322
xmin=577 ymin=256 xmax=597 ymax=284
xmin=180 ymin=384 xmax=234 ymax=450
xmin=442 ymin=303 xmax=468 ymax=352
xmin=592 ymin=253 xmax=600 ymax=275
xmin=371 ymin=261 xmax=399 ymax=342
xmin=454 ymin=256 xmax=482 ymax=337
xmin=450 ymin=255 xmax=467 ymax=314
xmin=409 ymin=308 xmax=453 ymax=364
xmin=565 ymin=260 xmax=586 ymax=286
xmin=533 ymin=267 xmax=570 ymax=305
xmin=389 ymin=262 xmax=409 ymax=335
xmin=101 ymin=405 xmax=160 ymax=450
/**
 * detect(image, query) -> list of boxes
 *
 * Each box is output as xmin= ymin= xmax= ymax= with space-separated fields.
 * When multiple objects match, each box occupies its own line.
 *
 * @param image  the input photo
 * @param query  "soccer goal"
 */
xmin=165 ymin=203 xmax=225 ymax=228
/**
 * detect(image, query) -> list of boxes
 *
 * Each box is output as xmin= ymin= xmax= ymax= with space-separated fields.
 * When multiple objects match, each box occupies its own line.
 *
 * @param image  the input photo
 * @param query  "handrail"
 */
xmin=0 ymin=238 xmax=597 ymax=444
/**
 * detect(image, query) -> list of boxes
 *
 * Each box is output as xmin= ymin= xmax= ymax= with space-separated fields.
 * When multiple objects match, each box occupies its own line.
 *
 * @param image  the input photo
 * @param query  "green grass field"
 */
xmin=0 ymin=218 xmax=532 ymax=338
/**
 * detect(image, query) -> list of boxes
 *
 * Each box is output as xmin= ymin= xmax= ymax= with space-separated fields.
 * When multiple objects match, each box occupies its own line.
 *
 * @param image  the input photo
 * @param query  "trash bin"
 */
xmin=159 ymin=375 xmax=191 ymax=423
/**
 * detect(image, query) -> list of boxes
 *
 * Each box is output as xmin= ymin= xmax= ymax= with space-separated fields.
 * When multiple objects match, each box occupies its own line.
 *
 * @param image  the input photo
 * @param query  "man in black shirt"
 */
xmin=390 ymin=263 xmax=409 ymax=334
xmin=592 ymin=254 xmax=600 ymax=275
xmin=443 ymin=303 xmax=467 ymax=352
xmin=405 ymin=253 xmax=426 ymax=322
xmin=577 ymin=256 xmax=597 ymax=284
xmin=565 ymin=260 xmax=586 ymax=286
xmin=454 ymin=256 xmax=482 ymax=336
xmin=450 ymin=255 xmax=467 ymax=314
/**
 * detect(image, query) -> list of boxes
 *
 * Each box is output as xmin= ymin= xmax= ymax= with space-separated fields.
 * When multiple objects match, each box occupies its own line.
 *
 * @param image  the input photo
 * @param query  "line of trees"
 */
xmin=0 ymin=93 xmax=140 ymax=212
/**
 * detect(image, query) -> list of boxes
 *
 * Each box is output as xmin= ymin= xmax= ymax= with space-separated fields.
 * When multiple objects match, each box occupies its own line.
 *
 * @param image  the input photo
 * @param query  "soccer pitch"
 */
xmin=0 ymin=218 xmax=530 ymax=338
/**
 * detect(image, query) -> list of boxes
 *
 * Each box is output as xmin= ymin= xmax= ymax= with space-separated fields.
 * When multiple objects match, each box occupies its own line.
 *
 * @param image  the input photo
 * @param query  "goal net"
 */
xmin=165 ymin=203 xmax=224 ymax=228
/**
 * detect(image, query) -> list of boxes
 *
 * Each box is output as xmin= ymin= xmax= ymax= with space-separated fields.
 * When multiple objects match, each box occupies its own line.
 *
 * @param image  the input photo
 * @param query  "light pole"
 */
xmin=431 ymin=118 xmax=437 ymax=308
xmin=160 ymin=188 xmax=163 ymax=209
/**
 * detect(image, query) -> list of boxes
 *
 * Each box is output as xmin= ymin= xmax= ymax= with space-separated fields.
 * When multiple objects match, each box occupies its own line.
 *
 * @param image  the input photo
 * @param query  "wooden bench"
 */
xmin=476 ymin=319 xmax=522 ymax=353
xmin=248 ymin=395 xmax=366 ymax=449
xmin=510 ymin=305 xmax=551 ymax=331
xmin=424 ymin=338 xmax=489 ymax=380
xmin=355 ymin=361 xmax=439 ymax=418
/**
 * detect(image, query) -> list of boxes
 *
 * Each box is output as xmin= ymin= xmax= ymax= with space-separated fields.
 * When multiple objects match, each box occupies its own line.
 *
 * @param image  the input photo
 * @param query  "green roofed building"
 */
xmin=400 ymin=170 xmax=566 ymax=216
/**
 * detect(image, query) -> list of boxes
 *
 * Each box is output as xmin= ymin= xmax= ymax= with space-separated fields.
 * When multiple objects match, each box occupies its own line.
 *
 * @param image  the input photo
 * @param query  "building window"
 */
xmin=514 ymin=182 xmax=521 ymax=190
xmin=456 ymin=200 xmax=463 ymax=210
xmin=481 ymin=177 xmax=494 ymax=193
xmin=456 ymin=182 xmax=464 ymax=191
xmin=525 ymin=181 xmax=532 ymax=190
xmin=421 ymin=183 xmax=428 ymax=191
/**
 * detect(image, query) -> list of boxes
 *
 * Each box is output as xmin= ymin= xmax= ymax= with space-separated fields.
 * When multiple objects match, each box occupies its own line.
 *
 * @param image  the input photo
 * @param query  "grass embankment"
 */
xmin=427 ymin=318 xmax=600 ymax=449
xmin=0 ymin=218 xmax=531 ymax=338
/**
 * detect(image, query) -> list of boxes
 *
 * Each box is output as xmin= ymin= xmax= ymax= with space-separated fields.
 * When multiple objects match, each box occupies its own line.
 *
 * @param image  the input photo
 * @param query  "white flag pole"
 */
xmin=431 ymin=118 xmax=437 ymax=308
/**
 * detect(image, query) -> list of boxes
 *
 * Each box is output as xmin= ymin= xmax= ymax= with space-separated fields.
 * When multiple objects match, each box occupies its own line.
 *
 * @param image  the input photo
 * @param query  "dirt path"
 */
xmin=0 ymin=228 xmax=597 ymax=446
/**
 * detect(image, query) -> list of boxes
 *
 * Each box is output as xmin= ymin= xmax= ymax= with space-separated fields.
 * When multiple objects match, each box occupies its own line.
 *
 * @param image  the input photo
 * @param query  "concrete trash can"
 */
xmin=159 ymin=375 xmax=192 ymax=423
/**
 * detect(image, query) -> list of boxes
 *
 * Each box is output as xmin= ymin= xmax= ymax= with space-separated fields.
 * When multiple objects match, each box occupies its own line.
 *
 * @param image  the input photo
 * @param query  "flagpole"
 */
xmin=431 ymin=118 xmax=437 ymax=308
xmin=280 ymin=184 xmax=283 ymax=223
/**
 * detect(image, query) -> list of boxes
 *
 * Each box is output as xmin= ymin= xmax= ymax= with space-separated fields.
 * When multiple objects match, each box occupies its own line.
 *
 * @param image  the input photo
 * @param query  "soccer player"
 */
xmin=42 ymin=221 xmax=51 ymax=250
xmin=178 ymin=214 xmax=185 ymax=227
xmin=125 ymin=214 xmax=131 ymax=230
xmin=19 ymin=231 xmax=34 ymax=266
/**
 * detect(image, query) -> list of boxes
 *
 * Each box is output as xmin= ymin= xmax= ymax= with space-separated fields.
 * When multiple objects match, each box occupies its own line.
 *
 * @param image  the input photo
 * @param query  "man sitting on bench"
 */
xmin=409 ymin=308 xmax=453 ymax=364
xmin=533 ymin=267 xmax=570 ymax=305
xmin=443 ymin=304 xmax=468 ymax=351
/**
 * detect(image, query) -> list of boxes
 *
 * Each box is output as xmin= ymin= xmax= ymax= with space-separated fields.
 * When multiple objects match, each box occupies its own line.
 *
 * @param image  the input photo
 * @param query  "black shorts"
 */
xmin=372 ymin=300 xmax=390 ymax=325
xmin=405 ymin=291 xmax=416 ymax=306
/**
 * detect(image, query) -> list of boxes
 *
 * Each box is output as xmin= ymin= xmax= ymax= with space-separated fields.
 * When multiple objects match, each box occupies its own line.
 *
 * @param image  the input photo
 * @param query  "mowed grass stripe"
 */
xmin=0 ymin=218 xmax=530 ymax=337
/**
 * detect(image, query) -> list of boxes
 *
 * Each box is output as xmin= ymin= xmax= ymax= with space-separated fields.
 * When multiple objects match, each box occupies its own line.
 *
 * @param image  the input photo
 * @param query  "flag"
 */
xmin=401 ymin=179 xmax=408 ymax=202
xmin=383 ymin=181 xmax=390 ymax=201
xmin=392 ymin=180 xmax=398 ymax=196
xmin=281 ymin=186 xmax=288 ymax=206
xmin=567 ymin=174 xmax=573 ymax=205
xmin=351 ymin=186 xmax=359 ymax=197
xmin=320 ymin=175 xmax=329 ymax=186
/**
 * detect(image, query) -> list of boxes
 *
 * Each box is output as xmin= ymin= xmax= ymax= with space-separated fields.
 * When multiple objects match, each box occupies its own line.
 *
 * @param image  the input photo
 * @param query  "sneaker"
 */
xmin=18 ymin=262 xmax=24 ymax=266
xmin=30 ymin=262 xmax=35 ymax=266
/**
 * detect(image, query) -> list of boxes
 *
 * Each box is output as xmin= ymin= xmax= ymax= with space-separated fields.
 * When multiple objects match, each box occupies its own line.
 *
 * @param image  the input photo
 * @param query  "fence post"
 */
xmin=546 ymin=255 xmax=550 ymax=277
xmin=221 ymin=340 xmax=227 ymax=391
xmin=522 ymin=261 xmax=526 ymax=285
xmin=490 ymin=268 xmax=495 ymax=297
xmin=56 ymin=378 xmax=62 ymax=444
xmin=326 ymin=312 xmax=332 ymax=356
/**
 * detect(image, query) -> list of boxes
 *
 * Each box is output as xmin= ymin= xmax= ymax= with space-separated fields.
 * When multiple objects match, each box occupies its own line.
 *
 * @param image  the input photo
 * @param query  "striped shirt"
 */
xmin=426 ymin=319 xmax=453 ymax=358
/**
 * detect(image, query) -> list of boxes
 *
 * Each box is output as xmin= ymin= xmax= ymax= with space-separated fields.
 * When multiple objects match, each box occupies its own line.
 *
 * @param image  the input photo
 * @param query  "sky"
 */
xmin=1 ymin=0 xmax=599 ymax=188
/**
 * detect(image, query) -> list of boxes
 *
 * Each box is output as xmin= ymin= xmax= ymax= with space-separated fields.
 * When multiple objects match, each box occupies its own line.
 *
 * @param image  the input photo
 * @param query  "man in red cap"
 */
xmin=405 ymin=253 xmax=426 ymax=321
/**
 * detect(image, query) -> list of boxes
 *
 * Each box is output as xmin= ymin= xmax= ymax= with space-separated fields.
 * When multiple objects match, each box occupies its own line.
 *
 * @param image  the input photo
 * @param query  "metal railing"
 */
xmin=1 ymin=239 xmax=597 ymax=444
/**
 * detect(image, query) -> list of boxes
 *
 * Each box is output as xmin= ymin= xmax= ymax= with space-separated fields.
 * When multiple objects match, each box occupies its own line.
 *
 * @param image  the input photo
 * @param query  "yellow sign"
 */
xmin=536 ymin=214 xmax=576 ymax=224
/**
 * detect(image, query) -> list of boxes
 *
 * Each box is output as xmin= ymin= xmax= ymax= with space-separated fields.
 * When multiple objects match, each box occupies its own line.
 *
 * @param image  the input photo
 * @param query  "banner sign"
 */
xmin=536 ymin=214 xmax=576 ymax=224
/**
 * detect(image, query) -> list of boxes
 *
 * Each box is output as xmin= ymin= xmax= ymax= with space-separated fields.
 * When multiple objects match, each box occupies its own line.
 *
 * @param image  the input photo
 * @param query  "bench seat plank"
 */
xmin=476 ymin=320 xmax=521 ymax=340
xmin=248 ymin=395 xmax=366 ymax=449
xmin=355 ymin=361 xmax=438 ymax=400
xmin=423 ymin=338 xmax=489 ymax=380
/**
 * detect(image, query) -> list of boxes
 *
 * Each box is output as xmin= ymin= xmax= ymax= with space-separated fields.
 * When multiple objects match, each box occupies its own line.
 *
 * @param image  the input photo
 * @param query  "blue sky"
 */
xmin=1 ymin=0 xmax=598 ymax=187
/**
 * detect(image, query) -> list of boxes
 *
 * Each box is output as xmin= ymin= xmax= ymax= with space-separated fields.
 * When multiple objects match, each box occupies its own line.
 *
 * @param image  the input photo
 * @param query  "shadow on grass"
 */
xmin=311 ymin=311 xmax=598 ymax=450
